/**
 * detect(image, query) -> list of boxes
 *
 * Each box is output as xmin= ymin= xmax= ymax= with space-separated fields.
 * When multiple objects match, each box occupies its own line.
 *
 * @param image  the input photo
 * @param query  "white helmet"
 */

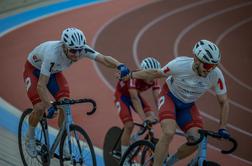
xmin=193 ymin=39 xmax=221 ymax=64
xmin=61 ymin=27 xmax=86 ymax=49
xmin=140 ymin=57 xmax=161 ymax=70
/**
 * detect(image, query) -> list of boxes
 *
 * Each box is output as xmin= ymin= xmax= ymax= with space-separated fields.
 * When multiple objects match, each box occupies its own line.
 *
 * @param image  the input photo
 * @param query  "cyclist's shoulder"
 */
xmin=166 ymin=56 xmax=193 ymax=73
xmin=171 ymin=56 xmax=193 ymax=63
xmin=209 ymin=66 xmax=224 ymax=78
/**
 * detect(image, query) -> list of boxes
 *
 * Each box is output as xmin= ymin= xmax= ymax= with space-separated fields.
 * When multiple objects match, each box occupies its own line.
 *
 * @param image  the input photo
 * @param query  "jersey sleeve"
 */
xmin=161 ymin=58 xmax=177 ymax=75
xmin=81 ymin=44 xmax=99 ymax=60
xmin=213 ymin=68 xmax=227 ymax=95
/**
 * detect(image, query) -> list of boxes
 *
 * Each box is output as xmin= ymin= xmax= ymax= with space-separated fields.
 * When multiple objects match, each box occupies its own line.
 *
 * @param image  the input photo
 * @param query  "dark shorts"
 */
xmin=23 ymin=61 xmax=70 ymax=105
xmin=158 ymin=83 xmax=203 ymax=132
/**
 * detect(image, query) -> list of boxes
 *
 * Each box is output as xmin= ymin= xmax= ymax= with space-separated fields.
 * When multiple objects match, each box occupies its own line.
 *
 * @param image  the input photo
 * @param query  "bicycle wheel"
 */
xmin=59 ymin=124 xmax=96 ymax=166
xmin=18 ymin=108 xmax=49 ymax=166
xmin=120 ymin=140 xmax=155 ymax=166
xmin=203 ymin=160 xmax=221 ymax=166
xmin=103 ymin=126 xmax=122 ymax=166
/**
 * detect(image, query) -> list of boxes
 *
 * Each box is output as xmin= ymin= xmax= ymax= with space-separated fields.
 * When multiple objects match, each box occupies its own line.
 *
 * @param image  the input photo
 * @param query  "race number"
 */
xmin=115 ymin=101 xmax=121 ymax=113
xmin=25 ymin=77 xmax=31 ymax=91
xmin=158 ymin=96 xmax=165 ymax=110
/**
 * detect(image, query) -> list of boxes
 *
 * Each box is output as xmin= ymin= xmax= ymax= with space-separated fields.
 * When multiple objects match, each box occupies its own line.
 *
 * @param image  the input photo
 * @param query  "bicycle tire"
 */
xmin=120 ymin=140 xmax=155 ymax=166
xmin=203 ymin=160 xmax=221 ymax=166
xmin=59 ymin=124 xmax=96 ymax=166
xmin=103 ymin=126 xmax=122 ymax=166
xmin=18 ymin=108 xmax=49 ymax=166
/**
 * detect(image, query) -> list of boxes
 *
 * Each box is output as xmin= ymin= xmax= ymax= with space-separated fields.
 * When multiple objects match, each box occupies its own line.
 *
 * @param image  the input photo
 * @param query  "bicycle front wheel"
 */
xmin=59 ymin=124 xmax=96 ymax=166
xmin=120 ymin=140 xmax=155 ymax=166
xmin=18 ymin=108 xmax=49 ymax=166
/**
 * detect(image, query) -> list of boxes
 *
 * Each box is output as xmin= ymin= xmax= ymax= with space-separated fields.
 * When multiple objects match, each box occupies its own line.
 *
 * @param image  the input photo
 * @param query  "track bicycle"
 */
xmin=18 ymin=98 xmax=97 ymax=166
xmin=103 ymin=120 xmax=158 ymax=166
xmin=120 ymin=128 xmax=237 ymax=166
xmin=186 ymin=129 xmax=237 ymax=166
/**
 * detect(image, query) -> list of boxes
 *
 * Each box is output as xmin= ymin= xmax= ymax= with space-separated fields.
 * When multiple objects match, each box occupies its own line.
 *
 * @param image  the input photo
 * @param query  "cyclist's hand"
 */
xmin=143 ymin=119 xmax=152 ymax=128
xmin=145 ymin=116 xmax=158 ymax=124
xmin=117 ymin=64 xmax=130 ymax=80
xmin=218 ymin=128 xmax=230 ymax=139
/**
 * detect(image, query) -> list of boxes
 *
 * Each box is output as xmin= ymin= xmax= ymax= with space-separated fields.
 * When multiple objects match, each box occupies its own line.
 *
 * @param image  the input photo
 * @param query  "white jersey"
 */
xmin=27 ymin=41 xmax=99 ymax=76
xmin=161 ymin=57 xmax=227 ymax=103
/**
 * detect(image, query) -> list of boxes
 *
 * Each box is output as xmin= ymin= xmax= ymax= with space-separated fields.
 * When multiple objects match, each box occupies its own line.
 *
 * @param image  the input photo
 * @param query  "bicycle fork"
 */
xmin=64 ymin=105 xmax=84 ymax=163
xmin=188 ymin=137 xmax=208 ymax=166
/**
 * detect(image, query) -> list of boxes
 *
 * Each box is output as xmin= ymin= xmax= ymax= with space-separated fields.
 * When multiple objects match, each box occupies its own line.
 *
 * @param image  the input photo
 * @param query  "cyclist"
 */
xmin=23 ymin=27 xmax=130 ymax=157
xmin=114 ymin=57 xmax=161 ymax=156
xmin=127 ymin=40 xmax=231 ymax=165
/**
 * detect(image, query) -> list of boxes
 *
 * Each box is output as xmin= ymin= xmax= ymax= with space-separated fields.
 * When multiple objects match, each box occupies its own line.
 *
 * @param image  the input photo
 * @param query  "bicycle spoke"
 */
xmin=60 ymin=125 xmax=96 ymax=166
xmin=19 ymin=110 xmax=48 ymax=165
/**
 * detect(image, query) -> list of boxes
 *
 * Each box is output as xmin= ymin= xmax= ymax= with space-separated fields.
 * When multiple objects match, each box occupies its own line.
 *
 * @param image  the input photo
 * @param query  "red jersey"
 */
xmin=115 ymin=78 xmax=160 ymax=97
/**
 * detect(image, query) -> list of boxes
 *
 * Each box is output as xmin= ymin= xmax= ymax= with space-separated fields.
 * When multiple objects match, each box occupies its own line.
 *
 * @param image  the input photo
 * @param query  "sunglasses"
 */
xmin=69 ymin=48 xmax=83 ymax=54
xmin=198 ymin=59 xmax=216 ymax=71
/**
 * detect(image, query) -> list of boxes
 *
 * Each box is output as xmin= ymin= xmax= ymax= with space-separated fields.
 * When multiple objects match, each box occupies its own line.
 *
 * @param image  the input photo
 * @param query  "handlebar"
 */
xmin=52 ymin=98 xmax=96 ymax=115
xmin=134 ymin=119 xmax=158 ymax=136
xmin=186 ymin=129 xmax=237 ymax=154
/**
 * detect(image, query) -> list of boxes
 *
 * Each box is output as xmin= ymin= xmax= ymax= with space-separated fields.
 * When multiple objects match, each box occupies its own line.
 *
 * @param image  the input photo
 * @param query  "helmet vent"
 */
xmin=208 ymin=44 xmax=213 ymax=51
xmin=203 ymin=55 xmax=210 ymax=62
xmin=205 ymin=50 xmax=213 ymax=59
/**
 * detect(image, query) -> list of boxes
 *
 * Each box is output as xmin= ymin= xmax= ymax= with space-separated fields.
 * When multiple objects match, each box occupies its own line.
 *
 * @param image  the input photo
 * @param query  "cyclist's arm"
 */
xmin=95 ymin=54 xmax=122 ymax=68
xmin=131 ymin=69 xmax=166 ymax=80
xmin=37 ymin=74 xmax=51 ymax=108
xmin=129 ymin=88 xmax=146 ymax=121
xmin=216 ymin=93 xmax=230 ymax=129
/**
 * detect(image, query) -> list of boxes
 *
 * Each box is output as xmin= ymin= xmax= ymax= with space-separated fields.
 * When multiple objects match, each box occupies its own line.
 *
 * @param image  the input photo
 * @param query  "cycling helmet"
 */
xmin=61 ymin=27 xmax=86 ymax=49
xmin=193 ymin=39 xmax=221 ymax=64
xmin=140 ymin=57 xmax=161 ymax=70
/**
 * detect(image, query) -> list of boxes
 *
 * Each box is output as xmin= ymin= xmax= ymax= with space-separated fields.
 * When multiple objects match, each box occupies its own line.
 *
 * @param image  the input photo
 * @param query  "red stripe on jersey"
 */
xmin=217 ymin=78 xmax=223 ymax=90
xmin=163 ymin=67 xmax=170 ymax=73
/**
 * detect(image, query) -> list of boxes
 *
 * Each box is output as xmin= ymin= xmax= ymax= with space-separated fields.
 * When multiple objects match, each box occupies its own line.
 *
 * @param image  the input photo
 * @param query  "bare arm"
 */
xmin=95 ymin=54 xmax=121 ymax=68
xmin=131 ymin=69 xmax=167 ymax=80
xmin=37 ymin=74 xmax=51 ymax=108
xmin=216 ymin=93 xmax=230 ymax=129
xmin=129 ymin=89 xmax=146 ymax=121
xmin=152 ymin=88 xmax=160 ymax=113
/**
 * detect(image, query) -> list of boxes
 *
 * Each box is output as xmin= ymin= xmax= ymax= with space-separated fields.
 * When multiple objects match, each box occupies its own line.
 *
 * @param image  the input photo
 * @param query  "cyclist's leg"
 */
xmin=47 ymin=72 xmax=70 ymax=128
xmin=23 ymin=62 xmax=46 ymax=156
xmin=153 ymin=84 xmax=177 ymax=166
xmin=115 ymin=94 xmax=134 ymax=156
xmin=171 ymin=104 xmax=203 ymax=161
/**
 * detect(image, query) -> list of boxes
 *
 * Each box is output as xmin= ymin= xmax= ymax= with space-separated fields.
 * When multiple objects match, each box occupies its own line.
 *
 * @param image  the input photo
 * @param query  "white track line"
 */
xmin=0 ymin=1 xmax=108 ymax=37
xmin=173 ymin=1 xmax=252 ymax=90
xmin=132 ymin=0 xmax=212 ymax=66
xmin=91 ymin=0 xmax=160 ymax=92
xmin=129 ymin=1 xmax=252 ymax=164
xmin=216 ymin=16 xmax=252 ymax=91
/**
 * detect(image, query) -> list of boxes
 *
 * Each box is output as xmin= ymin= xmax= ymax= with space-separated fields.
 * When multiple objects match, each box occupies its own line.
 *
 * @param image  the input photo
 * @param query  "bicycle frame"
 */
xmin=40 ymin=104 xmax=75 ymax=160
xmin=110 ymin=121 xmax=157 ymax=160
xmin=187 ymin=129 xmax=237 ymax=166
xmin=188 ymin=136 xmax=208 ymax=166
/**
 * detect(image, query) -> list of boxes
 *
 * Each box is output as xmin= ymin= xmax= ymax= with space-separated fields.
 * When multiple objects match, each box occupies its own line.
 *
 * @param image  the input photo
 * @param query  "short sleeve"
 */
xmin=213 ymin=68 xmax=227 ymax=95
xmin=81 ymin=44 xmax=99 ymax=60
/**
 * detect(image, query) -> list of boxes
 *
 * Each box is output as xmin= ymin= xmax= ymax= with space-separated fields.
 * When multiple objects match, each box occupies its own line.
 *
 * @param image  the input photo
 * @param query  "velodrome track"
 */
xmin=0 ymin=0 xmax=251 ymax=165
